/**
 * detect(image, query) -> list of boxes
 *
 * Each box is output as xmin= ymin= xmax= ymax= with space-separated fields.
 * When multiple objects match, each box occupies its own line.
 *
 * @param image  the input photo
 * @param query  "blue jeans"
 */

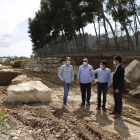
xmin=62 ymin=82 xmax=71 ymax=105
xmin=97 ymin=82 xmax=108 ymax=108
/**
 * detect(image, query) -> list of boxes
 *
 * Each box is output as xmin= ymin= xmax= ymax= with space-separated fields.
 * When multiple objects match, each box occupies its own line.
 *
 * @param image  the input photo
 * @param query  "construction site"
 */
xmin=0 ymin=55 xmax=140 ymax=140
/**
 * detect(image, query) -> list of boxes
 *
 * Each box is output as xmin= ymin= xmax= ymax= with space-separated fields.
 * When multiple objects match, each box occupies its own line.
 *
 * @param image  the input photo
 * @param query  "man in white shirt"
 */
xmin=58 ymin=57 xmax=74 ymax=109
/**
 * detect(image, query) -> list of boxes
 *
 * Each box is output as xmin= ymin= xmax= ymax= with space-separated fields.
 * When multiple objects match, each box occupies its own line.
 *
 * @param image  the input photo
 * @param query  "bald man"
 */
xmin=77 ymin=58 xmax=95 ymax=106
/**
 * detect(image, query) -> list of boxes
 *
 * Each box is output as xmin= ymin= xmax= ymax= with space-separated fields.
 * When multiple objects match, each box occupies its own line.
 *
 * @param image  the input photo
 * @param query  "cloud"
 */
xmin=0 ymin=0 xmax=40 ymax=57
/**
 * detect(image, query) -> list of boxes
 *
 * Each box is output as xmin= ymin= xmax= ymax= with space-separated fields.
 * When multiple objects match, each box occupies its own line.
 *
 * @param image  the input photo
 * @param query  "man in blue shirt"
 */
xmin=58 ymin=57 xmax=74 ymax=109
xmin=89 ymin=60 xmax=111 ymax=110
xmin=77 ymin=58 xmax=95 ymax=106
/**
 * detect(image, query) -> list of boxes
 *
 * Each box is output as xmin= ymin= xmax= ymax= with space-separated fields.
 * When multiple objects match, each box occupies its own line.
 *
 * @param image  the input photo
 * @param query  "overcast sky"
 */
xmin=0 ymin=0 xmax=140 ymax=57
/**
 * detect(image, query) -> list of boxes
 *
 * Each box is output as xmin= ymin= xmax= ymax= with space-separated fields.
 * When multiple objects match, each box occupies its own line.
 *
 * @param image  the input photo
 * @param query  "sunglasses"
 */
xmin=83 ymin=61 xmax=87 ymax=62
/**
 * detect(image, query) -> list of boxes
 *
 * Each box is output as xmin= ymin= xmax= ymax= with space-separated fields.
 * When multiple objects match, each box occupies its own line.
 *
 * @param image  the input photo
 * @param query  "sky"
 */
xmin=0 ymin=0 xmax=140 ymax=57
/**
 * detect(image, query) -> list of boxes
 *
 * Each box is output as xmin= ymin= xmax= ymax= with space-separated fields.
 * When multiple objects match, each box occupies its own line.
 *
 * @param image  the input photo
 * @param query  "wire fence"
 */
xmin=37 ymin=30 xmax=140 ymax=56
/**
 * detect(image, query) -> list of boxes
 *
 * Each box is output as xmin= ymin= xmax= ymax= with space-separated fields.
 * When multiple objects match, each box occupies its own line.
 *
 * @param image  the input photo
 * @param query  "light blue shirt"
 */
xmin=58 ymin=64 xmax=74 ymax=84
xmin=92 ymin=68 xmax=111 ymax=86
xmin=77 ymin=64 xmax=95 ymax=83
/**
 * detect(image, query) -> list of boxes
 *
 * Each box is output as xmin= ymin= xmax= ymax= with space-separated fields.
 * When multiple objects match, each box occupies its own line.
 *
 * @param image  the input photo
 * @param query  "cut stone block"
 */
xmin=12 ymin=75 xmax=29 ymax=85
xmin=125 ymin=60 xmax=140 ymax=83
xmin=7 ymin=81 xmax=52 ymax=103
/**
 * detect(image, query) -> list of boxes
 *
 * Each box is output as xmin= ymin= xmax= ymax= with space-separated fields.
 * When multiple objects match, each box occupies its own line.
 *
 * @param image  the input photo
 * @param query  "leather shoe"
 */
xmin=114 ymin=114 xmax=121 ymax=119
xmin=96 ymin=106 xmax=100 ymax=109
xmin=79 ymin=102 xmax=85 ymax=106
xmin=102 ymin=107 xmax=107 ymax=111
xmin=109 ymin=111 xmax=117 ymax=115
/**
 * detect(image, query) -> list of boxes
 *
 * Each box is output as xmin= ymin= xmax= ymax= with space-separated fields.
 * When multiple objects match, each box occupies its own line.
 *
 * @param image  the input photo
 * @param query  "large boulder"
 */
xmin=12 ymin=75 xmax=29 ymax=85
xmin=0 ymin=69 xmax=21 ymax=86
xmin=125 ymin=60 xmax=140 ymax=83
xmin=7 ymin=81 xmax=52 ymax=103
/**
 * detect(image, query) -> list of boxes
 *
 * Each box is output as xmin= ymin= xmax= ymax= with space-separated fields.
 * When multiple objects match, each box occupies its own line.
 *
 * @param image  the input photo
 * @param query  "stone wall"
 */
xmin=26 ymin=57 xmax=78 ymax=75
xmin=26 ymin=56 xmax=140 ymax=75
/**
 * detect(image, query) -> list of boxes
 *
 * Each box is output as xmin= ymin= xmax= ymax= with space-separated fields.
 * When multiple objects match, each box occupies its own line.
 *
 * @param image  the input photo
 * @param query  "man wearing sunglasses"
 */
xmin=77 ymin=58 xmax=95 ymax=106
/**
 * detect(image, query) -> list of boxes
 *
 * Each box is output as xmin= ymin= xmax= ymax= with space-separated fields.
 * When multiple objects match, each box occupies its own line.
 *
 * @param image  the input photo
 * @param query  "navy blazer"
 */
xmin=113 ymin=64 xmax=125 ymax=91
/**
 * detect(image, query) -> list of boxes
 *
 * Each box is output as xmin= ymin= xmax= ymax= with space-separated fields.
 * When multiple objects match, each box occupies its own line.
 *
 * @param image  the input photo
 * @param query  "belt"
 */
xmin=98 ymin=82 xmax=108 ymax=84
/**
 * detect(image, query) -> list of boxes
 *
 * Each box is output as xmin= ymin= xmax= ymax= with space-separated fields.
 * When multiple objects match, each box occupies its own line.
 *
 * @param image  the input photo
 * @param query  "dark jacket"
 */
xmin=113 ymin=64 xmax=125 ymax=91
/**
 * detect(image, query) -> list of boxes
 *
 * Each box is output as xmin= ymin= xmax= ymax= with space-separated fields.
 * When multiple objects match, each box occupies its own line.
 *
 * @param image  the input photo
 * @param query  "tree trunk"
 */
xmin=93 ymin=20 xmax=98 ymax=44
xmin=103 ymin=17 xmax=109 ymax=52
xmin=121 ymin=22 xmax=134 ymax=50
xmin=82 ymin=27 xmax=85 ymax=37
xmin=79 ymin=29 xmax=82 ymax=38
xmin=98 ymin=19 xmax=101 ymax=49
xmin=104 ymin=16 xmax=118 ymax=47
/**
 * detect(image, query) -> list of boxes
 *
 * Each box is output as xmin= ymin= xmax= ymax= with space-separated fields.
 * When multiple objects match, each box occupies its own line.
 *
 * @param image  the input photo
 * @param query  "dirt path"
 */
xmin=0 ymin=69 xmax=140 ymax=140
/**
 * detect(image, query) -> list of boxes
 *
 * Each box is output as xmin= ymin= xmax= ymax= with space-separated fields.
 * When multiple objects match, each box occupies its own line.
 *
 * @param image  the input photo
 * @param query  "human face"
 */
xmin=100 ymin=62 xmax=105 ymax=69
xmin=66 ymin=58 xmax=71 ymax=65
xmin=113 ymin=58 xmax=119 ymax=65
xmin=83 ymin=59 xmax=88 ymax=66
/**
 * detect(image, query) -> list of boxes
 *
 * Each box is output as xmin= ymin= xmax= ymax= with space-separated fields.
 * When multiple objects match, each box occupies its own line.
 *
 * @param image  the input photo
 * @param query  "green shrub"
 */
xmin=0 ymin=110 xmax=7 ymax=131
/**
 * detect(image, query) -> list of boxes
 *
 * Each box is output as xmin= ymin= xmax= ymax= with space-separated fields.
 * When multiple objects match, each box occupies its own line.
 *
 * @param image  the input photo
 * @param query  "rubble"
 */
xmin=7 ymin=81 xmax=52 ymax=103
xmin=129 ymin=85 xmax=140 ymax=96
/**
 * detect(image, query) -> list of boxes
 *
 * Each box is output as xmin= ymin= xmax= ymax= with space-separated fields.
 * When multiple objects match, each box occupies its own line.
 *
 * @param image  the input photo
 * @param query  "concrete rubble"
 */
xmin=0 ymin=64 xmax=10 ymax=70
xmin=129 ymin=85 xmax=140 ymax=96
xmin=7 ymin=81 xmax=52 ymax=103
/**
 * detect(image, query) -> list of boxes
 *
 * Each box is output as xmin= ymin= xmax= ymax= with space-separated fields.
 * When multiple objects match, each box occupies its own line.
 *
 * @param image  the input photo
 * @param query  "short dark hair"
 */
xmin=114 ymin=55 xmax=122 ymax=63
xmin=100 ymin=60 xmax=107 ymax=67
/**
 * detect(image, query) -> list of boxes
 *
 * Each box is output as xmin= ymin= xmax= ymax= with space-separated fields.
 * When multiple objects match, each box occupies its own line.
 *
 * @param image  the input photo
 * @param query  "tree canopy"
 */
xmin=28 ymin=0 xmax=140 ymax=52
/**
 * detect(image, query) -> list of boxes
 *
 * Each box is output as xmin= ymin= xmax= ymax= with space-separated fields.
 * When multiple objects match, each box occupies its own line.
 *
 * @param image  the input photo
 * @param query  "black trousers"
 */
xmin=97 ymin=82 xmax=108 ymax=108
xmin=80 ymin=82 xmax=91 ymax=103
xmin=114 ymin=90 xmax=122 ymax=114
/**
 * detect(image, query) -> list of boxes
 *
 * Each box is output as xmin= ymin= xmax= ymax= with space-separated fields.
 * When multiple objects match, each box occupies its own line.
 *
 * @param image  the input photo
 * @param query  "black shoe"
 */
xmin=87 ymin=101 xmax=90 ymax=105
xmin=96 ymin=106 xmax=100 ymax=110
xmin=109 ymin=111 xmax=117 ymax=115
xmin=79 ymin=102 xmax=85 ymax=106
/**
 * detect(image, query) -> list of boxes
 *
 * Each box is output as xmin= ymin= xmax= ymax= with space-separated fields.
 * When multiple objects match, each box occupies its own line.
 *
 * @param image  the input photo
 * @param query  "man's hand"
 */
xmin=62 ymin=80 xmax=65 ymax=82
xmin=77 ymin=80 xmax=80 ymax=85
xmin=89 ymin=68 xmax=91 ymax=71
xmin=115 ymin=89 xmax=119 ymax=93
xmin=107 ymin=87 xmax=110 ymax=90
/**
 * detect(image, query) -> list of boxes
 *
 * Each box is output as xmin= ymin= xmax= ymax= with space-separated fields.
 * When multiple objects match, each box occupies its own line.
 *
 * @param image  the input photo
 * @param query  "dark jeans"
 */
xmin=114 ymin=90 xmax=122 ymax=114
xmin=62 ymin=82 xmax=71 ymax=105
xmin=80 ymin=82 xmax=91 ymax=104
xmin=97 ymin=82 xmax=108 ymax=108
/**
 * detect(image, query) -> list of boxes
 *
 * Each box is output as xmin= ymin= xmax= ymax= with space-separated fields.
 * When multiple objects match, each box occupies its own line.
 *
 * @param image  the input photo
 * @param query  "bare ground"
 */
xmin=0 ymin=69 xmax=140 ymax=140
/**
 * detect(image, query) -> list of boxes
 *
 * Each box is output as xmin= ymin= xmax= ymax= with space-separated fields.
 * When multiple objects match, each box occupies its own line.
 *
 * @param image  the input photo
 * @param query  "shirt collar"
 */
xmin=116 ymin=64 xmax=120 ymax=68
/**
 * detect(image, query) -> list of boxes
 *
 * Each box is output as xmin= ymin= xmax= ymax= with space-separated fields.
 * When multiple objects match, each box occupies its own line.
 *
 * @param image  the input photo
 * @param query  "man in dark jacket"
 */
xmin=110 ymin=56 xmax=124 ymax=119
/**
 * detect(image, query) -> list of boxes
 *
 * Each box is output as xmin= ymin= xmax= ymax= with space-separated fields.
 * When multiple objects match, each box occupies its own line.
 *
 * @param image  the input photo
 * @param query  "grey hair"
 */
xmin=66 ymin=57 xmax=71 ymax=60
